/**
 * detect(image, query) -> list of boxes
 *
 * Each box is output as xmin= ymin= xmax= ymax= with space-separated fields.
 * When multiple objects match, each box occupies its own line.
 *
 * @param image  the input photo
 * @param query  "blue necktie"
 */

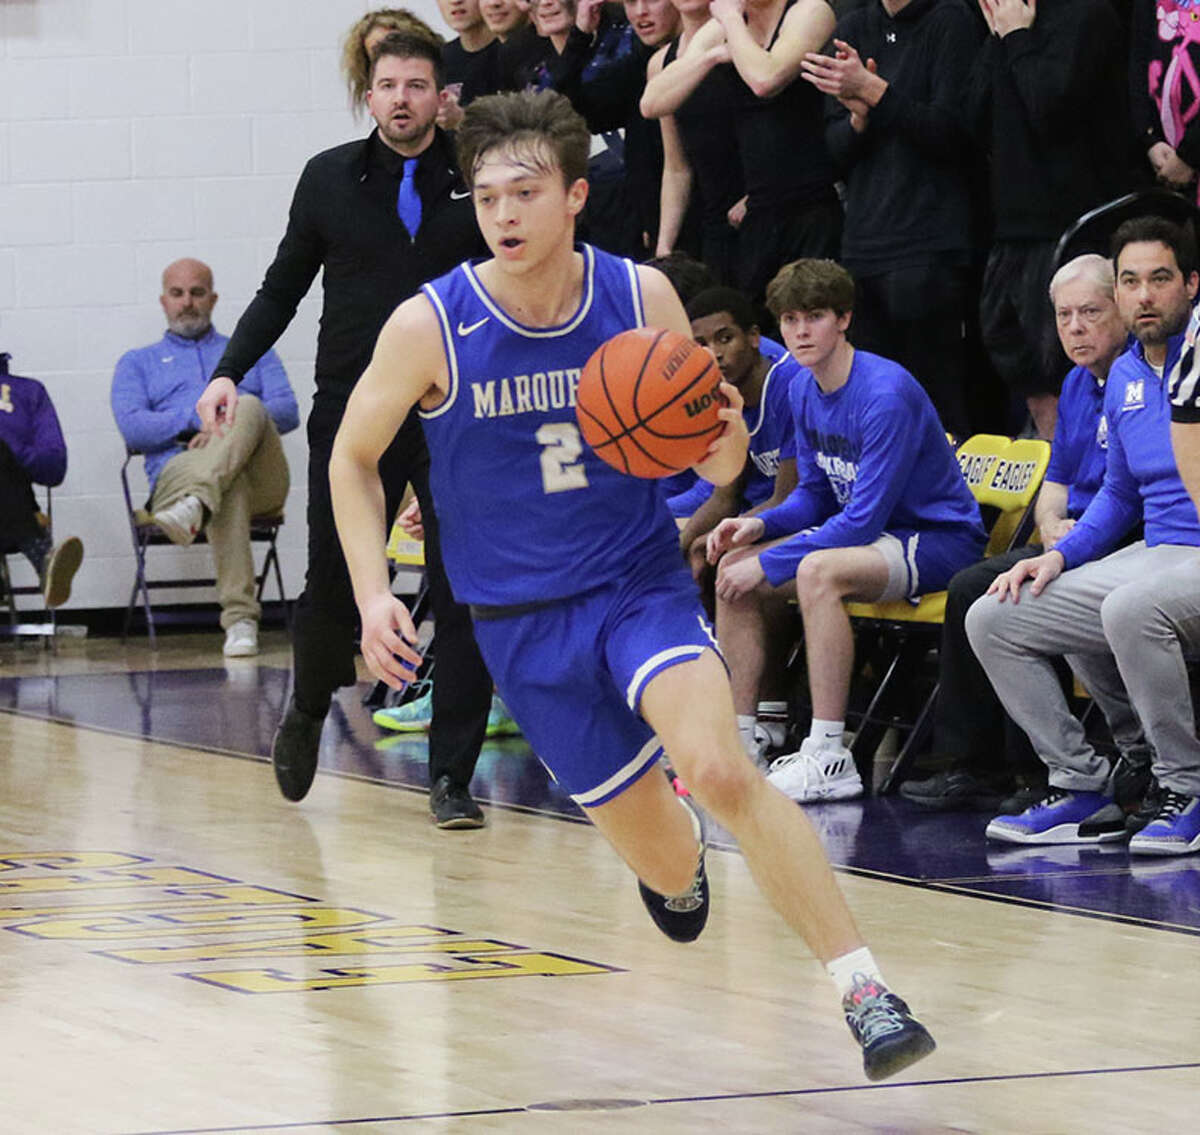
xmin=396 ymin=159 xmax=422 ymax=239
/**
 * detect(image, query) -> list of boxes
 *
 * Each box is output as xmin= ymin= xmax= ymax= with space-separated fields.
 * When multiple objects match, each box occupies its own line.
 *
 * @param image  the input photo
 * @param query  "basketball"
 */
xmin=575 ymin=327 xmax=726 ymax=478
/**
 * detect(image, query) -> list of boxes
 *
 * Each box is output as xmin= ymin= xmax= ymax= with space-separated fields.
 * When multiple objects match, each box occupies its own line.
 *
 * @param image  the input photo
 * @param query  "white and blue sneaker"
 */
xmin=1129 ymin=791 xmax=1200 ymax=856
xmin=985 ymin=787 xmax=1126 ymax=845
xmin=372 ymin=687 xmax=432 ymax=733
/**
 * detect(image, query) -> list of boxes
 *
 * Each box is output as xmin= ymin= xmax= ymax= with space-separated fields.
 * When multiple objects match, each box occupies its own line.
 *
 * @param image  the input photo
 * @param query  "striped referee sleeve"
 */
xmin=1170 ymin=303 xmax=1200 ymax=422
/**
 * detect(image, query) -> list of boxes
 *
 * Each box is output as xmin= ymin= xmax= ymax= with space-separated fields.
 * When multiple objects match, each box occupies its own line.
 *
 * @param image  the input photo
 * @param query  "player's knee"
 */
xmin=794 ymin=550 xmax=840 ymax=605
xmin=1099 ymin=585 xmax=1152 ymax=645
xmin=682 ymin=748 xmax=759 ymax=818
xmin=963 ymin=593 xmax=999 ymax=654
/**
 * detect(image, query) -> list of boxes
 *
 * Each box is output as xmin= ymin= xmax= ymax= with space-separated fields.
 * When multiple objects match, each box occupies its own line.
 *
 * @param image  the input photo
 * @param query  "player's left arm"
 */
xmin=636 ymin=264 xmax=749 ymax=485
xmin=330 ymin=295 xmax=448 ymax=688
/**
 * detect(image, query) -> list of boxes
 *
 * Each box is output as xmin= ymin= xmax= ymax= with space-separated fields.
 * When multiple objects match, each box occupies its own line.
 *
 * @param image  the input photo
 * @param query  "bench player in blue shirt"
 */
xmin=330 ymin=89 xmax=934 ymax=1081
xmin=709 ymin=259 xmax=986 ymax=804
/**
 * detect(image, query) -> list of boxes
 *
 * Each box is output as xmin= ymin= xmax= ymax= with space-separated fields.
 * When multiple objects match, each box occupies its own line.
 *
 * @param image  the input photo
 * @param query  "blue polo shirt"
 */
xmin=1054 ymin=332 xmax=1200 ymax=569
xmin=1046 ymin=362 xmax=1109 ymax=518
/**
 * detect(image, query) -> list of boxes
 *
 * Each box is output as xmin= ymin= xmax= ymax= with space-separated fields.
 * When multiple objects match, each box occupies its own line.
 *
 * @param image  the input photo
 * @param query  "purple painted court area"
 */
xmin=4 ymin=666 xmax=1200 ymax=937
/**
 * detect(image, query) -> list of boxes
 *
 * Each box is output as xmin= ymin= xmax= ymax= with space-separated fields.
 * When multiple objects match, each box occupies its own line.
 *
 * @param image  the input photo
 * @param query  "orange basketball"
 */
xmin=575 ymin=327 xmax=726 ymax=478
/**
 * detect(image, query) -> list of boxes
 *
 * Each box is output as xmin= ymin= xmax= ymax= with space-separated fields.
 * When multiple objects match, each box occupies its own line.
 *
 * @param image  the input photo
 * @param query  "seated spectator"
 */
xmin=965 ymin=216 xmax=1200 ymax=854
xmin=111 ymin=259 xmax=299 ymax=658
xmin=709 ymin=259 xmax=986 ymax=801
xmin=0 ymin=353 xmax=83 ymax=609
xmin=802 ymin=0 xmax=982 ymax=440
xmin=900 ymin=254 xmax=1128 ymax=813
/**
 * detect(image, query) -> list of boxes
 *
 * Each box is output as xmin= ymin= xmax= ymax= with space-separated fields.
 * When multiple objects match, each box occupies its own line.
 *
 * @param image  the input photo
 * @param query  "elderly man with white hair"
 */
xmin=900 ymin=252 xmax=1130 ymax=814
xmin=965 ymin=216 xmax=1200 ymax=856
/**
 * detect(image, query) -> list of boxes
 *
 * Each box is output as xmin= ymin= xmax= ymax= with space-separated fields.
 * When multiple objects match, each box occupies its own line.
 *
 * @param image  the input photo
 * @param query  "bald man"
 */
xmin=111 ymin=259 xmax=300 ymax=656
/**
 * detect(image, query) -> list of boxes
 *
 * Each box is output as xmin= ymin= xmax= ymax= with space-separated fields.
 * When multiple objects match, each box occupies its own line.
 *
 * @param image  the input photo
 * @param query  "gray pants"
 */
xmin=965 ymin=541 xmax=1200 ymax=795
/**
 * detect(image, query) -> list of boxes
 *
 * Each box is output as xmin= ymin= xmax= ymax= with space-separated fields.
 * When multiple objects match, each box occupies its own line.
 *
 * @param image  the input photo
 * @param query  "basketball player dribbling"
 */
xmin=330 ymin=89 xmax=935 ymax=1081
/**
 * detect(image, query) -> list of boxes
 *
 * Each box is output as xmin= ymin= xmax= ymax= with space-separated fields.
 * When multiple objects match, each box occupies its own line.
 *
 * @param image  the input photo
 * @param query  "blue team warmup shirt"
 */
xmin=667 ymin=349 xmax=800 ymax=516
xmin=1046 ymin=362 xmax=1109 ymax=518
xmin=755 ymin=349 xmax=985 ymax=587
xmin=1054 ymin=332 xmax=1200 ymax=570
xmin=420 ymin=244 xmax=683 ymax=607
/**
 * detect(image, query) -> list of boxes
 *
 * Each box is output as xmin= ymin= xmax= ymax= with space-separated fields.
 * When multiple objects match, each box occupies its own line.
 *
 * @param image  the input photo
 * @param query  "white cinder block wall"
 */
xmin=1 ymin=0 xmax=445 ymax=611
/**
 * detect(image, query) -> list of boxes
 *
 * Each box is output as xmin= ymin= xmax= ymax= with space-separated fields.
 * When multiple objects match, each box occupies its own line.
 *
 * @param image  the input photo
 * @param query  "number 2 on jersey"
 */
xmin=536 ymin=422 xmax=589 ymax=494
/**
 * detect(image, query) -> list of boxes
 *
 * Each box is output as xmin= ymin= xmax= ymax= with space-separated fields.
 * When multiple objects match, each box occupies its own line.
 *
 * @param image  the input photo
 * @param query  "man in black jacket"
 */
xmin=196 ymin=33 xmax=494 ymax=827
xmin=965 ymin=0 xmax=1131 ymax=440
xmin=802 ymin=0 xmax=982 ymax=441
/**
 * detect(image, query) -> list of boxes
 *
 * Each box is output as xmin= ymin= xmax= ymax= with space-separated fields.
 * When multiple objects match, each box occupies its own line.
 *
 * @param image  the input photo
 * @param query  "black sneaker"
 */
xmin=638 ymin=796 xmax=708 ymax=942
xmin=429 ymin=775 xmax=485 ymax=829
xmin=997 ymin=783 xmax=1047 ymax=816
xmin=843 ymin=974 xmax=937 ymax=1081
xmin=1125 ymin=776 xmax=1165 ymax=836
xmin=271 ymin=699 xmax=325 ymax=802
xmin=1110 ymin=753 xmax=1153 ymax=810
xmin=899 ymin=769 xmax=1004 ymax=812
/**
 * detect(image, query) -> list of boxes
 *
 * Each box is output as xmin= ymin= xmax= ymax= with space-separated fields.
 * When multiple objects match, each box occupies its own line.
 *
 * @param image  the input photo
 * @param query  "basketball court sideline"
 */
xmin=1 ymin=633 xmax=1197 ymax=1134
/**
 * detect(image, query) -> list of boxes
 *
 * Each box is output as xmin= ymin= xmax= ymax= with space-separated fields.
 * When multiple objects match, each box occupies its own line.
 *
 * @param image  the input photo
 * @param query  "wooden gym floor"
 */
xmin=1 ymin=631 xmax=1198 ymax=1133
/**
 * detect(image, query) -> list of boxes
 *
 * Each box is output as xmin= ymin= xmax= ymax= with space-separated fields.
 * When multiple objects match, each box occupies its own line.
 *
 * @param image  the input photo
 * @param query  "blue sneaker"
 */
xmin=372 ymin=687 xmax=432 ymax=733
xmin=485 ymin=694 xmax=522 ymax=738
xmin=1129 ymin=791 xmax=1200 ymax=856
xmin=985 ymin=787 xmax=1125 ymax=845
xmin=842 ymin=974 xmax=936 ymax=1081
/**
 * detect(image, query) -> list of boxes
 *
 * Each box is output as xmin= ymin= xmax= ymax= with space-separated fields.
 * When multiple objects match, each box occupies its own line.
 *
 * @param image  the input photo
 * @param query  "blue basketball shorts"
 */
xmin=871 ymin=526 xmax=985 ymax=600
xmin=470 ymin=566 xmax=723 ymax=808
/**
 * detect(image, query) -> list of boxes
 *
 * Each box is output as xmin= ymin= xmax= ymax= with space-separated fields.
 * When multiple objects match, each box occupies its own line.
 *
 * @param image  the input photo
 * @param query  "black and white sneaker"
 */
xmin=843 ymin=973 xmax=936 ymax=1081
xmin=638 ymin=796 xmax=708 ymax=943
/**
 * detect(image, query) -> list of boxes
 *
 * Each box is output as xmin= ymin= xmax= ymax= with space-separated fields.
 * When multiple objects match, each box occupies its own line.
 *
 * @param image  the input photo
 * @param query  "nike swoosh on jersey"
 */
xmin=450 ymin=188 xmax=471 ymax=200
xmin=457 ymin=317 xmax=489 ymax=336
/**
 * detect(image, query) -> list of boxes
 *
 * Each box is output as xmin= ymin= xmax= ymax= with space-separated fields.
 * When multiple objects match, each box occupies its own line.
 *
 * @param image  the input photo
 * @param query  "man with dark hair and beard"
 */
xmin=193 ymin=33 xmax=495 ymax=827
xmin=966 ymin=216 xmax=1200 ymax=854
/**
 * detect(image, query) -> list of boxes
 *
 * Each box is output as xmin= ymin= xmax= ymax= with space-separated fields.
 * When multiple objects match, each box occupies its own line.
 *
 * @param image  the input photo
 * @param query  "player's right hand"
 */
xmin=987 ymin=550 xmax=1064 ymax=604
xmin=706 ymin=515 xmax=764 ymax=564
xmin=196 ymin=376 xmax=239 ymax=435
xmin=397 ymin=498 xmax=424 ymax=540
xmin=359 ymin=592 xmax=423 ymax=689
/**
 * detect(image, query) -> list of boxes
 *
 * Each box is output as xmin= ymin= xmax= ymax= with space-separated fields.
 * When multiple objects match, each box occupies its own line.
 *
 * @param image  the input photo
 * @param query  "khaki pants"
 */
xmin=150 ymin=394 xmax=289 ymax=629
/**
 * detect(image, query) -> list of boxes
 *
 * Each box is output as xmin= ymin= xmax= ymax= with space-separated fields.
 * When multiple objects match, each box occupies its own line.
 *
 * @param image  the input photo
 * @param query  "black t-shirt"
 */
xmin=442 ymin=37 xmax=500 ymax=106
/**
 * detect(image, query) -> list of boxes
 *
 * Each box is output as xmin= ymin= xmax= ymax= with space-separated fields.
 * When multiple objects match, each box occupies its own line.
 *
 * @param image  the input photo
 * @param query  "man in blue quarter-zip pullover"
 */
xmin=710 ymin=258 xmax=986 ymax=803
xmin=967 ymin=216 xmax=1200 ymax=855
xmin=112 ymin=258 xmax=299 ymax=658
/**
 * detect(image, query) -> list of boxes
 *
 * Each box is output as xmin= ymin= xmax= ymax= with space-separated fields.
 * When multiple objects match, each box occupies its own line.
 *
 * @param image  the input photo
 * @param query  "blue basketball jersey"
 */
xmin=420 ymin=244 xmax=682 ymax=606
xmin=744 ymin=353 xmax=800 ymax=506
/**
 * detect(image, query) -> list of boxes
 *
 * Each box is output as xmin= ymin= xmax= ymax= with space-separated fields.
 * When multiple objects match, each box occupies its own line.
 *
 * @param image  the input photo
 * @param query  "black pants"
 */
xmin=293 ymin=391 xmax=493 ymax=788
xmin=737 ymin=195 xmax=842 ymax=305
xmin=850 ymin=262 xmax=971 ymax=441
xmin=979 ymin=239 xmax=1068 ymax=402
xmin=933 ymin=547 xmax=1042 ymax=779
xmin=0 ymin=439 xmax=41 ymax=558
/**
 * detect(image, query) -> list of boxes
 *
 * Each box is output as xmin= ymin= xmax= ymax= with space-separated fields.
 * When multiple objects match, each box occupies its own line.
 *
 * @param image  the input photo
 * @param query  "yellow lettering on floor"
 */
xmin=0 ymin=852 xmax=152 ymax=872
xmin=0 ymin=852 xmax=619 ymax=995
xmin=0 ymin=885 xmax=315 ymax=922
xmin=188 ymin=951 xmax=622 ymax=993
xmin=0 ymin=866 xmax=233 ymax=894
xmin=10 ymin=906 xmax=388 ymax=941
xmin=103 ymin=932 xmax=517 ymax=965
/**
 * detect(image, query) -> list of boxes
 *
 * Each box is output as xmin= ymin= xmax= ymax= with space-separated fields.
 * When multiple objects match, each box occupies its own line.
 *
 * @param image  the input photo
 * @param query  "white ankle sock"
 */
xmin=757 ymin=699 xmax=788 ymax=718
xmin=826 ymin=946 xmax=884 ymax=998
xmin=809 ymin=718 xmax=844 ymax=746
